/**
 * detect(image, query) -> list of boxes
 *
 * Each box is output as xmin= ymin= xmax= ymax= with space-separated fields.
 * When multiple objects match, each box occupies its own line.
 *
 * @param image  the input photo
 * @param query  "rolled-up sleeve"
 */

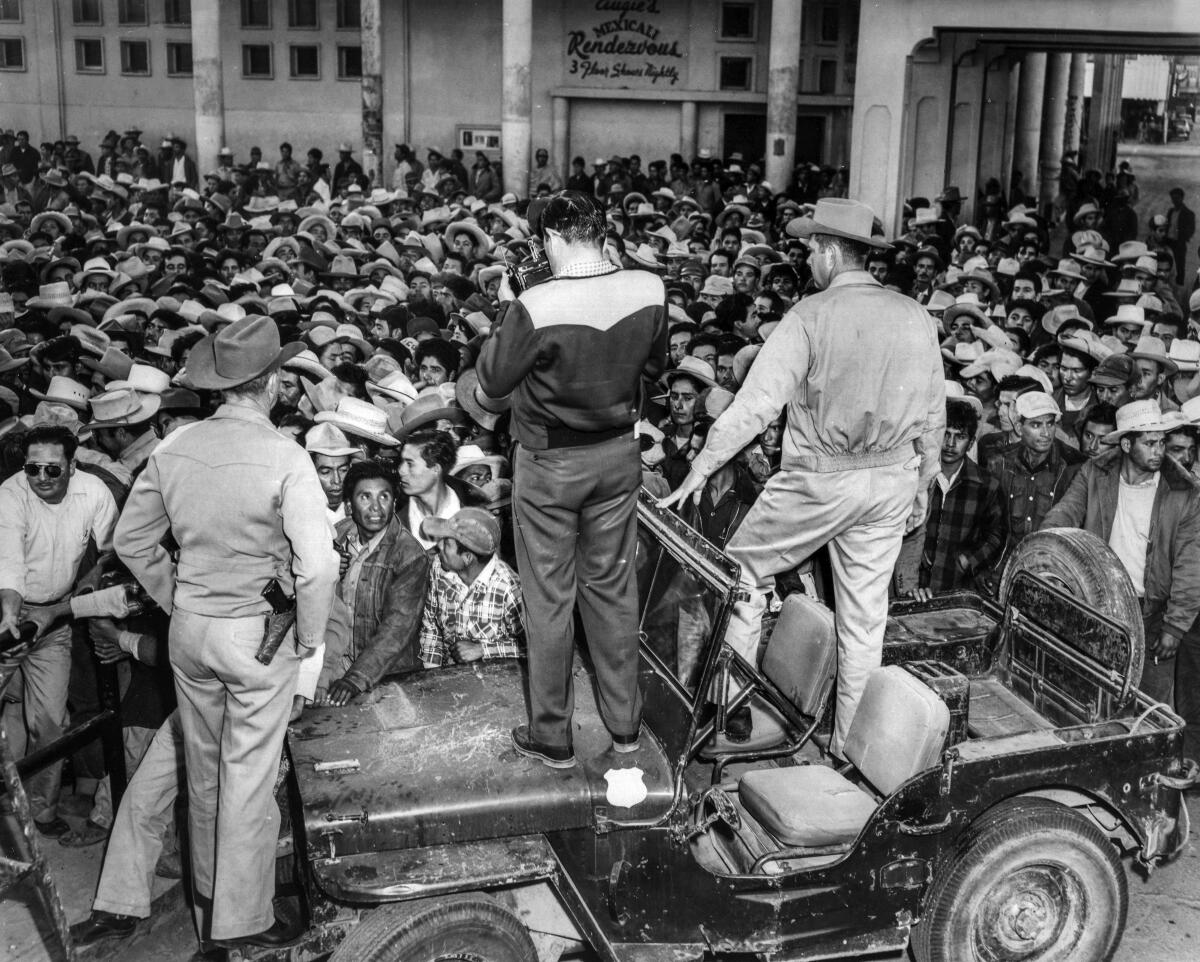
xmin=115 ymin=456 xmax=177 ymax=613
xmin=279 ymin=456 xmax=339 ymax=649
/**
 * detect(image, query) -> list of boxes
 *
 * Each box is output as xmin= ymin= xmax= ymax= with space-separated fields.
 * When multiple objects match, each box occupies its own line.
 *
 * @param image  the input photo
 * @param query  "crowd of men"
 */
xmin=0 ymin=125 xmax=1199 ymax=952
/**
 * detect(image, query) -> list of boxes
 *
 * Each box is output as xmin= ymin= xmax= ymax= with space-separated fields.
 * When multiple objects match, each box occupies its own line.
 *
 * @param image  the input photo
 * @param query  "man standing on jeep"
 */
xmin=477 ymin=191 xmax=667 ymax=768
xmin=662 ymin=198 xmax=945 ymax=758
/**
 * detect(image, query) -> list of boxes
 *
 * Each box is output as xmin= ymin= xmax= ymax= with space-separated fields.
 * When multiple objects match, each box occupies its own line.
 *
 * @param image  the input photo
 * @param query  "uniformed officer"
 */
xmin=115 ymin=316 xmax=338 ymax=948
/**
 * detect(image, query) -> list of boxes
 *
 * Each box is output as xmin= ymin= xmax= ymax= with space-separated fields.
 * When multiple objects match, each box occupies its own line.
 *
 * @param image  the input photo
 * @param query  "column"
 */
xmin=551 ymin=96 xmax=569 ymax=184
xmin=1086 ymin=54 xmax=1125 ymax=174
xmin=501 ymin=0 xmax=533 ymax=197
xmin=190 ymin=0 xmax=225 ymax=175
xmin=764 ymin=0 xmax=803 ymax=191
xmin=679 ymin=101 xmax=697 ymax=161
xmin=360 ymin=0 xmax=384 ymax=186
xmin=999 ymin=61 xmax=1020 ymax=209
xmin=1037 ymin=52 xmax=1071 ymax=214
xmin=1063 ymin=53 xmax=1087 ymax=157
xmin=1011 ymin=52 xmax=1046 ymax=206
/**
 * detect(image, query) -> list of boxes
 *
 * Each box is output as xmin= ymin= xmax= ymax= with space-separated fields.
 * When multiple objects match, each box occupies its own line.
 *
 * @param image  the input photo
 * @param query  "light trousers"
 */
xmin=169 ymin=609 xmax=299 ymax=940
xmin=723 ymin=459 xmax=919 ymax=756
xmin=92 ymin=712 xmax=184 ymax=918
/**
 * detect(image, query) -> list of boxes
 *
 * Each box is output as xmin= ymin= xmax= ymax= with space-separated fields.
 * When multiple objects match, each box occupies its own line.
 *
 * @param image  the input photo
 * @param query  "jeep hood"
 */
xmin=289 ymin=660 xmax=675 ymax=860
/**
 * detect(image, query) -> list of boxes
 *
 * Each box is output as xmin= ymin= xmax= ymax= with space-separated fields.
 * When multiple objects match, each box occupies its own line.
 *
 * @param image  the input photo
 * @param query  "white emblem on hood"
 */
xmin=604 ymin=767 xmax=648 ymax=808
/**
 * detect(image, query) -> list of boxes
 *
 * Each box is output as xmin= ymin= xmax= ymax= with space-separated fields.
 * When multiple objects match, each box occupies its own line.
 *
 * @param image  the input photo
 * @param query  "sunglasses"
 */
xmin=24 ymin=463 xmax=65 ymax=479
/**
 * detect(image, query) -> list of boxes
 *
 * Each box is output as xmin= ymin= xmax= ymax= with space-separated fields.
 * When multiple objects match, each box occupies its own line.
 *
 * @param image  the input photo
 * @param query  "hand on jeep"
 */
xmin=452 ymin=638 xmax=483 ymax=663
xmin=908 ymin=587 xmax=934 ymax=603
xmin=326 ymin=677 xmax=361 ymax=707
xmin=659 ymin=468 xmax=706 ymax=510
xmin=1152 ymin=631 xmax=1181 ymax=660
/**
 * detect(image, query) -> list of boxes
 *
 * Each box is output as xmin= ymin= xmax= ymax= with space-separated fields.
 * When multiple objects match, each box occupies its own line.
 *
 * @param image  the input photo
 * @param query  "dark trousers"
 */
xmin=1176 ymin=631 xmax=1200 ymax=761
xmin=1169 ymin=238 xmax=1189 ymax=285
xmin=513 ymin=434 xmax=643 ymax=748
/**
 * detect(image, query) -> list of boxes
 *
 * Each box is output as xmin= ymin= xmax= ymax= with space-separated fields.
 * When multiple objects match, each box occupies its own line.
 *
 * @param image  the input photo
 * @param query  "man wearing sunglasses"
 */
xmin=0 ymin=424 xmax=119 ymax=838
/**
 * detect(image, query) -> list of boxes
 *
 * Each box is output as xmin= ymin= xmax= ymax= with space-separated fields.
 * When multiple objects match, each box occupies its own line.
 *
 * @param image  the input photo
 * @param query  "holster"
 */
xmin=255 ymin=609 xmax=298 ymax=666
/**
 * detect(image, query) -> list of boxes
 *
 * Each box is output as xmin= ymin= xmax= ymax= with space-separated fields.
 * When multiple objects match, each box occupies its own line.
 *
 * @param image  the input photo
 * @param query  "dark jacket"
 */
xmin=985 ymin=438 xmax=1084 ymax=551
xmin=477 ymin=268 xmax=668 ymax=450
xmin=331 ymin=515 xmax=430 ymax=691
xmin=1041 ymin=448 xmax=1200 ymax=638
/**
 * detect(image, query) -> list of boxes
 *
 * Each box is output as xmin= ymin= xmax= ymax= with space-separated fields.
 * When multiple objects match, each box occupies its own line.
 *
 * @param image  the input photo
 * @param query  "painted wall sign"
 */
xmin=565 ymin=0 xmax=687 ymax=88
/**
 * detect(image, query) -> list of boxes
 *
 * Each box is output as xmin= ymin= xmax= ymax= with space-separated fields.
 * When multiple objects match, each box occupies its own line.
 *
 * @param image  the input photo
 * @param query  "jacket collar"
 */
xmin=1092 ymin=447 xmax=1198 ymax=491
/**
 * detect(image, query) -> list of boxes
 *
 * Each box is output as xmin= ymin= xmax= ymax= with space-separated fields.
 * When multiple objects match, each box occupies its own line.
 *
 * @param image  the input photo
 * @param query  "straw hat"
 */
xmin=314 ymin=397 xmax=400 ymax=447
xmin=84 ymin=387 xmax=161 ymax=429
xmin=663 ymin=355 xmax=720 ymax=392
xmin=387 ymin=388 xmax=466 ymax=439
xmin=304 ymin=422 xmax=361 ymax=457
xmin=451 ymin=443 xmax=509 ymax=481
xmin=1103 ymin=399 xmax=1182 ymax=444
xmin=29 ymin=376 xmax=90 ymax=412
xmin=1128 ymin=335 xmax=1179 ymax=376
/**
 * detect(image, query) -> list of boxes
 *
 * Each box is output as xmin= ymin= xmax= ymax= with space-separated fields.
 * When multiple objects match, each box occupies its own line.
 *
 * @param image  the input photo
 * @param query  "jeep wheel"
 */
xmin=999 ymin=527 xmax=1143 ymax=688
xmin=914 ymin=798 xmax=1127 ymax=962
xmin=329 ymin=894 xmax=537 ymax=962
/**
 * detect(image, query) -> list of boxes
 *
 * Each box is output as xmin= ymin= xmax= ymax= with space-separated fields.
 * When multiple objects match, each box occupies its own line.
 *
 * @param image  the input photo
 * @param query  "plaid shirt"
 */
xmin=984 ymin=439 xmax=1084 ymax=557
xmin=419 ymin=555 xmax=524 ymax=667
xmin=919 ymin=458 xmax=1007 ymax=590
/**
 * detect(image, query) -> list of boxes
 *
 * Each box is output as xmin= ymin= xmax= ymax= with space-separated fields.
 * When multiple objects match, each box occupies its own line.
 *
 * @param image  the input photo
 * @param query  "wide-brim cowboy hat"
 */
xmin=1103 ymin=399 xmax=1183 ymax=444
xmin=84 ymin=388 xmax=161 ymax=430
xmin=387 ymin=390 xmax=467 ymax=439
xmin=185 ymin=315 xmax=282 ymax=390
xmin=662 ymin=355 xmax=720 ymax=392
xmin=786 ymin=198 xmax=890 ymax=249
xmin=314 ymin=397 xmax=400 ymax=447
xmin=444 ymin=221 xmax=493 ymax=255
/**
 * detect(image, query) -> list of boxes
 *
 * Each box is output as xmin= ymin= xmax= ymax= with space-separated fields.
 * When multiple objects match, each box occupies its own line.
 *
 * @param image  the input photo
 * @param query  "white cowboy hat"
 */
xmin=1103 ymin=399 xmax=1183 ymax=444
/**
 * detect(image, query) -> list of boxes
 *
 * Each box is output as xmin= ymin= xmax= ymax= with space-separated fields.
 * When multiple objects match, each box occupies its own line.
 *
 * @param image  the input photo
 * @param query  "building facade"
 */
xmin=0 ymin=0 xmax=857 ymax=187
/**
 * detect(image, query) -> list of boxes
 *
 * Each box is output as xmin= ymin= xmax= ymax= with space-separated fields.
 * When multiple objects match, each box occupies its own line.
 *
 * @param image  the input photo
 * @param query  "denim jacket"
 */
xmin=325 ymin=515 xmax=430 ymax=693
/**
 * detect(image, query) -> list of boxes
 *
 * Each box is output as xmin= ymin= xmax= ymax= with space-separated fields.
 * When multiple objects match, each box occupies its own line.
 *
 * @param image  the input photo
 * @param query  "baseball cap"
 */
xmin=1014 ymin=391 xmax=1060 ymax=421
xmin=421 ymin=507 xmax=501 ymax=557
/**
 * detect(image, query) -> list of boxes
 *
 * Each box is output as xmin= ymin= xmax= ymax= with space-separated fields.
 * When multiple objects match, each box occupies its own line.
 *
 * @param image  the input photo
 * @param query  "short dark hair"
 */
xmin=414 ymin=338 xmax=460 ymax=379
xmin=22 ymin=425 xmax=77 ymax=462
xmin=280 ymin=142 xmax=292 ymax=151
xmin=539 ymin=191 xmax=606 ymax=245
xmin=329 ymin=362 xmax=369 ymax=398
xmin=996 ymin=374 xmax=1040 ymax=395
xmin=709 ymin=249 xmax=733 ymax=269
xmin=1080 ymin=401 xmax=1118 ymax=436
xmin=946 ymin=399 xmax=980 ymax=441
xmin=344 ymin=459 xmax=395 ymax=501
xmin=403 ymin=429 xmax=457 ymax=479
xmin=689 ymin=332 xmax=720 ymax=355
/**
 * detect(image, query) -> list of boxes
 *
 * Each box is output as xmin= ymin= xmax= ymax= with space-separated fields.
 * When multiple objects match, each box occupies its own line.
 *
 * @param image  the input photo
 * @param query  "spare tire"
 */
xmin=999 ymin=527 xmax=1143 ymax=692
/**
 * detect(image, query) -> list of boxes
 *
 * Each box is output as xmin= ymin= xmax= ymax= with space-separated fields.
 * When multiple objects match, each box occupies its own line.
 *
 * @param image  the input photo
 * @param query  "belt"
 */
xmin=543 ymin=424 xmax=631 ymax=449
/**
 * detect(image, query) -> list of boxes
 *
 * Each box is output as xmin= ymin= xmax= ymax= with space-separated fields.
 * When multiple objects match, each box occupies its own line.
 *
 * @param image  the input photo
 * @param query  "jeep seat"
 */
xmin=702 ymin=593 xmax=838 ymax=756
xmin=738 ymin=665 xmax=949 ymax=847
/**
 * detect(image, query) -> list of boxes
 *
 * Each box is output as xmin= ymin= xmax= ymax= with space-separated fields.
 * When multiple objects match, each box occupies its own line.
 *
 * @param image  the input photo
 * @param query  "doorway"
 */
xmin=723 ymin=113 xmax=766 ymax=165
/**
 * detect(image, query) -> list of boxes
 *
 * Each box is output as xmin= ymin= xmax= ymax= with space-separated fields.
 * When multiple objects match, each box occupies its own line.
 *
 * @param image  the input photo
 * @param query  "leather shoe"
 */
xmin=69 ymin=910 xmax=137 ymax=946
xmin=511 ymin=725 xmax=576 ymax=769
xmin=35 ymin=816 xmax=71 ymax=838
xmin=725 ymin=705 xmax=753 ymax=744
xmin=215 ymin=914 xmax=303 ymax=949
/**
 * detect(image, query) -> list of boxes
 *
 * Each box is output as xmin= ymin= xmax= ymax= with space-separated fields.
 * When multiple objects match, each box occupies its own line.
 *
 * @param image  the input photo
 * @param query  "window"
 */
xmin=289 ymin=0 xmax=318 ymax=28
xmin=820 ymin=6 xmax=839 ymax=44
xmin=719 ymin=2 xmax=755 ymax=41
xmin=164 ymin=0 xmax=191 ymax=25
xmin=817 ymin=59 xmax=838 ymax=94
xmin=290 ymin=44 xmax=319 ymax=78
xmin=0 ymin=37 xmax=23 ymax=69
xmin=243 ymin=43 xmax=272 ymax=78
xmin=718 ymin=55 xmax=752 ymax=91
xmin=75 ymin=37 xmax=104 ymax=72
xmin=336 ymin=0 xmax=360 ymax=29
xmin=166 ymin=41 xmax=193 ymax=75
xmin=337 ymin=44 xmax=362 ymax=79
xmin=120 ymin=39 xmax=149 ymax=74
xmin=118 ymin=0 xmax=148 ymax=24
xmin=241 ymin=0 xmax=270 ymax=28
xmin=72 ymin=0 xmax=101 ymax=25
xmin=0 ymin=1 xmax=20 ymax=23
